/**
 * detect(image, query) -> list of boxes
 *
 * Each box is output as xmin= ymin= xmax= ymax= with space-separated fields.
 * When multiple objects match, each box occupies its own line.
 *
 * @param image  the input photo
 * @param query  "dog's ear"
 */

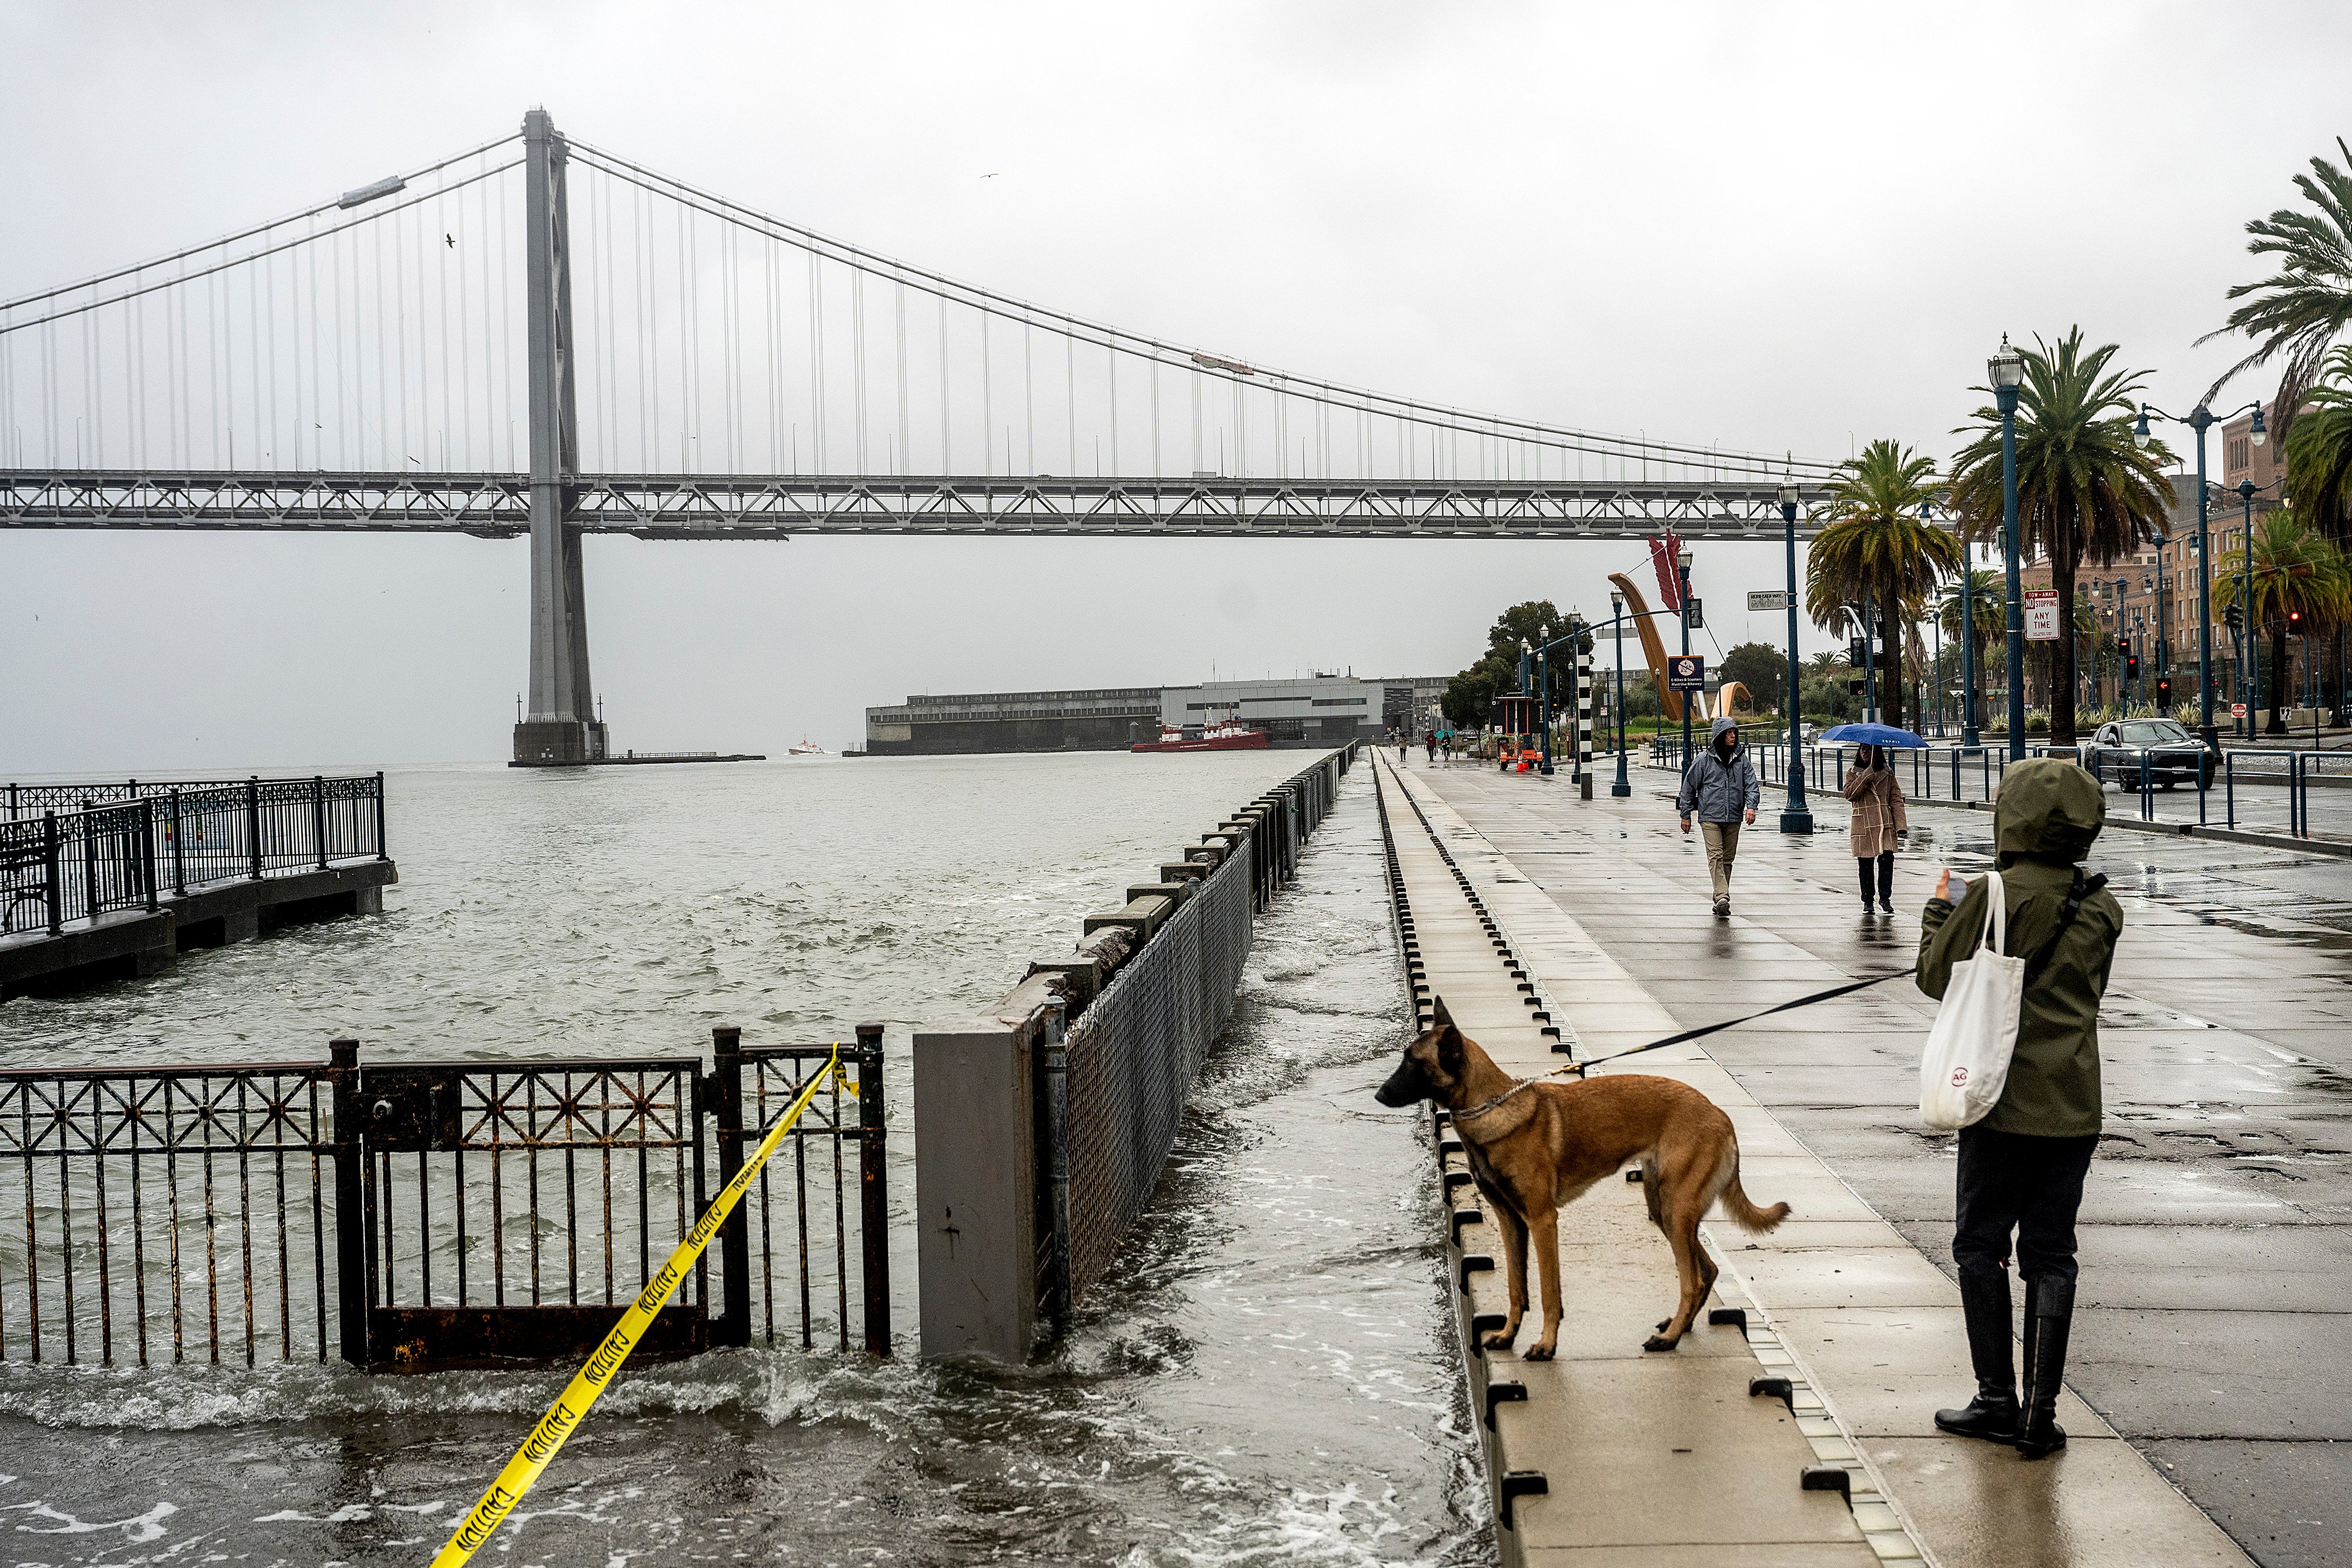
xmin=1436 ymin=1024 xmax=1464 ymax=1073
xmin=1430 ymin=995 xmax=1454 ymax=1030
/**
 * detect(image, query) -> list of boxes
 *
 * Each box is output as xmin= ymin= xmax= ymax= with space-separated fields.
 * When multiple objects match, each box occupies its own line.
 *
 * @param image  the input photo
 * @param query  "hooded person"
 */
xmin=1917 ymin=757 xmax=2123 ymax=1460
xmin=1675 ymin=716 xmax=1760 ymax=917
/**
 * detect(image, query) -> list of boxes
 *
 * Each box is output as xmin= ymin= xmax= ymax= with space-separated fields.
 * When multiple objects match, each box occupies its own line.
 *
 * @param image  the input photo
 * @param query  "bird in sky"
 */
xmin=980 ymin=172 xmax=999 ymax=179
xmin=446 ymin=233 xmax=456 ymax=247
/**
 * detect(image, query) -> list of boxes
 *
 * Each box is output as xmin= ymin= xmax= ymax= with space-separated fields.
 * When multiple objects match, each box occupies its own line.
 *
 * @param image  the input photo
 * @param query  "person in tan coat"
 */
xmin=1841 ymin=743 xmax=1907 ymax=914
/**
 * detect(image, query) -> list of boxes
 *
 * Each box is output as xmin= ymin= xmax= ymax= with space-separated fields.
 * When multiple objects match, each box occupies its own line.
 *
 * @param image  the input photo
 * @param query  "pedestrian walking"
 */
xmin=1675 ymin=717 xmax=1759 ymax=917
xmin=1396 ymin=731 xmax=1409 ymax=763
xmin=1425 ymin=729 xmax=1437 ymax=764
xmin=1842 ymin=744 xmax=1908 ymax=915
xmin=1919 ymin=758 xmax=2121 ymax=1460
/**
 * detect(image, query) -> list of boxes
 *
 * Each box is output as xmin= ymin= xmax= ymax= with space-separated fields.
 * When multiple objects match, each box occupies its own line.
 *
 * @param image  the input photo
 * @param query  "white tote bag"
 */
xmin=1919 ymin=870 xmax=2025 ymax=1129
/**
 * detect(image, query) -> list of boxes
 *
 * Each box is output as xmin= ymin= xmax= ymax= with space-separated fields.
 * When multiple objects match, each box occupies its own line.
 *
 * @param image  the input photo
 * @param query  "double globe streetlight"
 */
xmin=2135 ymin=396 xmax=2267 ymax=749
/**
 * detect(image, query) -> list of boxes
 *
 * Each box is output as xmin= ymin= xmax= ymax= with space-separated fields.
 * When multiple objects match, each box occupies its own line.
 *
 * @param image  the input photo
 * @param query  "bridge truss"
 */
xmin=0 ymin=469 xmax=1830 ymax=541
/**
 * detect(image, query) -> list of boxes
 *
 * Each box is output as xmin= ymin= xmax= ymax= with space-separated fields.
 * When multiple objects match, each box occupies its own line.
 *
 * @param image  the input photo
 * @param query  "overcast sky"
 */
xmin=5 ymin=1 xmax=2346 ymax=772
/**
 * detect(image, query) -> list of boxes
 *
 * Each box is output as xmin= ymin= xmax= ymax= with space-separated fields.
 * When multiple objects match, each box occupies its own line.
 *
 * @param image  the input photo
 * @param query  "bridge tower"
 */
xmin=511 ymin=109 xmax=608 ymax=766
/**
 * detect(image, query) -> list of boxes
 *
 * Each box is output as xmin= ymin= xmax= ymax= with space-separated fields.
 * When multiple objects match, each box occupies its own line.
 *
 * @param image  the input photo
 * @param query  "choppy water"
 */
xmin=0 ymin=754 xmax=1484 ymax=1566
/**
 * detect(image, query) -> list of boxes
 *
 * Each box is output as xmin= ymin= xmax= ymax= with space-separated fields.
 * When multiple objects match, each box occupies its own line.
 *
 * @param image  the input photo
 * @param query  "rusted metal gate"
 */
xmin=0 ymin=1027 xmax=889 ymax=1372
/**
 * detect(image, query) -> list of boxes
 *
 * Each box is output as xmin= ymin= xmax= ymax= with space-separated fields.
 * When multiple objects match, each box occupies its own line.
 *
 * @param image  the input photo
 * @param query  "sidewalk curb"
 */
xmin=1903 ymin=795 xmax=2352 ymax=858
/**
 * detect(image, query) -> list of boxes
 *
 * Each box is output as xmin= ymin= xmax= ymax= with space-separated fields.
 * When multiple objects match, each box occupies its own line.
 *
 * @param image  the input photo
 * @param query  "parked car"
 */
xmin=2080 ymin=718 xmax=2214 ymax=790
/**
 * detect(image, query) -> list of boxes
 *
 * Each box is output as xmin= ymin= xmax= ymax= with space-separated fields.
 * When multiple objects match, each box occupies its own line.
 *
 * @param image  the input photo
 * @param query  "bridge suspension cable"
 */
xmin=564 ymin=138 xmax=1838 ymax=484
xmin=1 ymin=121 xmax=1837 ymax=488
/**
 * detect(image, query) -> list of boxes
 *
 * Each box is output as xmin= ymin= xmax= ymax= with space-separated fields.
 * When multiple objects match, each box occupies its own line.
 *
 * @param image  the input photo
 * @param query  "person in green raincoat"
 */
xmin=1916 ymin=757 xmax=2123 ymax=1460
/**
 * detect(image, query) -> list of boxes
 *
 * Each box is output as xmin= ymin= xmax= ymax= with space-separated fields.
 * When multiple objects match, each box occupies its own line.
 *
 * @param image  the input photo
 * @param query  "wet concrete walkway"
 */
xmin=1392 ymin=754 xmax=2328 ymax=1566
xmin=1375 ymin=757 xmax=1892 ymax=1566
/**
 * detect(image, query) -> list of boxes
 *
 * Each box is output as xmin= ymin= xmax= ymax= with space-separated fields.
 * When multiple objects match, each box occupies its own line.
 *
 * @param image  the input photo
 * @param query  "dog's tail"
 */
xmin=1711 ymin=1145 xmax=1792 ymax=1233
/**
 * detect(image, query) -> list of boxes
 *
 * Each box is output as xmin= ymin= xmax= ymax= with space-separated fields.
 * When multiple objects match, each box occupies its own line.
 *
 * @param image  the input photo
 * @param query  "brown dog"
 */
xmin=1376 ymin=999 xmax=1789 ymax=1358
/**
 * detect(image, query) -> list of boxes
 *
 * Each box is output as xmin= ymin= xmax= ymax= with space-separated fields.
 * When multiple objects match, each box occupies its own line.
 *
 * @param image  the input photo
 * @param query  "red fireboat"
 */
xmin=1131 ymin=720 xmax=1270 ymax=753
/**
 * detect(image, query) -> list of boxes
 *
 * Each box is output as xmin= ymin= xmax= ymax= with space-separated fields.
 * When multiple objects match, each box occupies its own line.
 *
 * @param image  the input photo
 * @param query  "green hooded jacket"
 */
xmin=1916 ymin=758 xmax=2122 ymax=1138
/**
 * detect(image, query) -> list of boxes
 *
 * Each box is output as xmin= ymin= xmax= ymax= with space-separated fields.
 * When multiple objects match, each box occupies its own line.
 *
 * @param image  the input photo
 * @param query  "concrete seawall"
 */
xmin=911 ymin=745 xmax=1355 ymax=1362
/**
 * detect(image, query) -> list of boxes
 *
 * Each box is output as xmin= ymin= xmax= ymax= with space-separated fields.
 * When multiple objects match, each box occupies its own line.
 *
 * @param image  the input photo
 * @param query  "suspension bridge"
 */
xmin=3 ymin=110 xmax=1838 ymax=763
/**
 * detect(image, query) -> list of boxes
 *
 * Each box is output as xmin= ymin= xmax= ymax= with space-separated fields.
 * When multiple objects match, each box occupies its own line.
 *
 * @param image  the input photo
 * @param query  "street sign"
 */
xmin=2024 ymin=589 xmax=2061 ymax=641
xmin=1668 ymin=655 xmax=1706 ymax=693
xmin=2231 ymin=702 xmax=2249 ymax=718
xmin=1747 ymin=590 xmax=1791 ymax=611
xmin=1686 ymin=598 xmax=1704 ymax=630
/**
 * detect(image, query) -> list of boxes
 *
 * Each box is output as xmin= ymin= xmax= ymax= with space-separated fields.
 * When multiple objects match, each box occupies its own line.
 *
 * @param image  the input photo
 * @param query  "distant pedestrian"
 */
xmin=1675 ymin=717 xmax=1759 ymax=917
xmin=1842 ymin=744 xmax=1909 ymax=915
xmin=1919 ymin=758 xmax=2121 ymax=1460
xmin=1424 ymin=729 xmax=1437 ymax=763
xmin=1397 ymin=731 xmax=1409 ymax=763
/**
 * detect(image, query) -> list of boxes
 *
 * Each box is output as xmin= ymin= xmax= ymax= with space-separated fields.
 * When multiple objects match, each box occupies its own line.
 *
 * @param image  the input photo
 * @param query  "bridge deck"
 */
xmin=2 ymin=469 xmax=1831 ymax=540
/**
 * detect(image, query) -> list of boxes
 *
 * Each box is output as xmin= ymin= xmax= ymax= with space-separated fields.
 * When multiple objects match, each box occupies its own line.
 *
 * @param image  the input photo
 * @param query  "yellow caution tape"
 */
xmin=431 ymin=1045 xmax=846 ymax=1567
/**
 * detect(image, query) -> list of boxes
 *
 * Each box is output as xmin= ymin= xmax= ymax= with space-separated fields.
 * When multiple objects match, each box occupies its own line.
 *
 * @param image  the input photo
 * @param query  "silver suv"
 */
xmin=2081 ymin=718 xmax=2213 ymax=790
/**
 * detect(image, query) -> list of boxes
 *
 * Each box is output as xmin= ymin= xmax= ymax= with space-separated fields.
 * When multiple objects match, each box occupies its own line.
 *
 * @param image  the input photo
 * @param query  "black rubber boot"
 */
xmin=2016 ymin=1273 xmax=2074 ymax=1459
xmin=1933 ymin=1268 xmax=2019 ymax=1442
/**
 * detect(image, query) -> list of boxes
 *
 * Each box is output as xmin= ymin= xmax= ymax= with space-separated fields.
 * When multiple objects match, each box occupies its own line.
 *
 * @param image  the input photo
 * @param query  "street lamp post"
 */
xmin=1538 ymin=624 xmax=1554 ymax=775
xmin=1678 ymin=547 xmax=1695 ymax=771
xmin=1611 ymin=588 xmax=1632 ymax=797
xmin=2236 ymin=477 xmax=2288 ymax=734
xmin=2137 ymin=398 xmax=2264 ymax=750
xmin=1778 ymin=480 xmax=1812 ymax=833
xmin=1990 ymin=336 xmax=2028 ymax=764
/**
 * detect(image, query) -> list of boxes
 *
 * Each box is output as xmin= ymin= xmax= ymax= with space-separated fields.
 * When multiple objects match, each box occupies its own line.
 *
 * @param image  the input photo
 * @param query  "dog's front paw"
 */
xmin=1522 ymin=1340 xmax=1556 ymax=1362
xmin=1642 ymin=1333 xmax=1680 ymax=1353
xmin=1481 ymin=1325 xmax=1518 ymax=1351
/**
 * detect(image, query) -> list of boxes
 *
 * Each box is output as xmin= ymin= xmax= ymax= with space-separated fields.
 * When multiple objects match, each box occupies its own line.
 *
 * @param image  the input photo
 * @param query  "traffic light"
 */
xmin=1849 ymin=638 xmax=1869 ymax=667
xmin=2288 ymin=607 xmax=2304 ymax=637
xmin=2114 ymin=634 xmax=2130 ymax=657
xmin=1847 ymin=678 xmax=1866 ymax=695
xmin=2156 ymin=676 xmax=2173 ymax=705
xmin=2225 ymin=602 xmax=2244 ymax=632
xmin=2126 ymin=652 xmax=2140 ymax=680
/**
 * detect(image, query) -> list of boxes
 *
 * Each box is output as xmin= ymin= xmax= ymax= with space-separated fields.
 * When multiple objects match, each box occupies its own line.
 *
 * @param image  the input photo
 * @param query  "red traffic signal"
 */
xmin=2288 ymin=608 xmax=2304 ymax=635
xmin=2156 ymin=676 xmax=2173 ymax=704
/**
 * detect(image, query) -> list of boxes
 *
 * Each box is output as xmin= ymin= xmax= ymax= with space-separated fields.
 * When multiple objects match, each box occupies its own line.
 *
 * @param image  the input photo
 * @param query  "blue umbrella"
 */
xmin=1818 ymin=722 xmax=1928 ymax=748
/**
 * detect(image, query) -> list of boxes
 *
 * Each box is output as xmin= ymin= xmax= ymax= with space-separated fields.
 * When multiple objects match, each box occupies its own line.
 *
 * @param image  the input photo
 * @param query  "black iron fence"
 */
xmin=0 ymin=1027 xmax=889 ymax=1370
xmin=0 ymin=775 xmax=386 ymax=937
xmin=1645 ymin=736 xmax=2336 ymax=841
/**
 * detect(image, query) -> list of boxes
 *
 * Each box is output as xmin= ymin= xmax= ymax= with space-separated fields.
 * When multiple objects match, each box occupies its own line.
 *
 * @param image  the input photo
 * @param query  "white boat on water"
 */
xmin=789 ymin=735 xmax=828 ymax=757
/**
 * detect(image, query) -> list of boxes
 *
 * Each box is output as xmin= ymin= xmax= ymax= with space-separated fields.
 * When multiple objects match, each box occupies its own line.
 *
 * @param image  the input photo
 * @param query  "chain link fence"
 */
xmin=1059 ymin=847 xmax=1252 ymax=1301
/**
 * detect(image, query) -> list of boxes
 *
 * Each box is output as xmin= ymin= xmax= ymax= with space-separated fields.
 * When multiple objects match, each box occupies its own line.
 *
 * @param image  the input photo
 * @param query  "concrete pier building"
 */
xmin=866 ymin=674 xmax=1451 ymax=755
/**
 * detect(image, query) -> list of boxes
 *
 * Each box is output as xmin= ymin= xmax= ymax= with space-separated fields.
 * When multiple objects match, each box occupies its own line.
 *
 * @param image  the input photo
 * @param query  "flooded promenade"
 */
xmin=0 ymin=756 xmax=1481 ymax=1567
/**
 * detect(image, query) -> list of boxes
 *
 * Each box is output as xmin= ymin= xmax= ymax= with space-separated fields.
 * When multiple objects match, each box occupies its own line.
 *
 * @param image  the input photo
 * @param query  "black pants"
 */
xmin=1953 ymin=1124 xmax=2098 ymax=1281
xmin=1856 ymin=852 xmax=1893 ymax=902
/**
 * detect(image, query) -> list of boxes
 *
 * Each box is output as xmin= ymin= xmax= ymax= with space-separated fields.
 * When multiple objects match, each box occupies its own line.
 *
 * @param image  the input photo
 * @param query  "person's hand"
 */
xmin=1680 ymin=815 xmax=1692 ymax=834
xmin=1934 ymin=867 xmax=1953 ymax=903
xmin=1743 ymin=808 xmax=1756 ymax=826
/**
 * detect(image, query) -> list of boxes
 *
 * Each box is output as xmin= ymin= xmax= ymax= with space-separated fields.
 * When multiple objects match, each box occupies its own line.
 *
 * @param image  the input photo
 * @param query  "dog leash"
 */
xmin=1451 ymin=966 xmax=1922 ymax=1117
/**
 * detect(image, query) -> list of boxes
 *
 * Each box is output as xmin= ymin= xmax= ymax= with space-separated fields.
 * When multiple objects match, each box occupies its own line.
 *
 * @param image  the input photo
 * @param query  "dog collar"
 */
xmin=1453 ymin=1061 xmax=1589 ymax=1124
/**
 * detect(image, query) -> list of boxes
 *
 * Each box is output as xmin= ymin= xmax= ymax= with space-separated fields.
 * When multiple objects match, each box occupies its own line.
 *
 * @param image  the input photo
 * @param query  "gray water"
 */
xmin=0 ymin=754 xmax=1485 ymax=1566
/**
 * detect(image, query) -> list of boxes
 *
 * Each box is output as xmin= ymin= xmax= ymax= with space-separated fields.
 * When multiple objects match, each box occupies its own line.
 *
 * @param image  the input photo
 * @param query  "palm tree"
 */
xmin=1802 ymin=440 xmax=1957 ymax=731
xmin=2209 ymin=511 xmax=2352 ymax=731
xmin=2199 ymin=140 xmax=2352 ymax=449
xmin=2286 ymin=344 xmax=2352 ymax=714
xmin=1934 ymin=567 xmax=2004 ymax=733
xmin=2287 ymin=344 xmax=2352 ymax=541
xmin=1948 ymin=329 xmax=2174 ymax=745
